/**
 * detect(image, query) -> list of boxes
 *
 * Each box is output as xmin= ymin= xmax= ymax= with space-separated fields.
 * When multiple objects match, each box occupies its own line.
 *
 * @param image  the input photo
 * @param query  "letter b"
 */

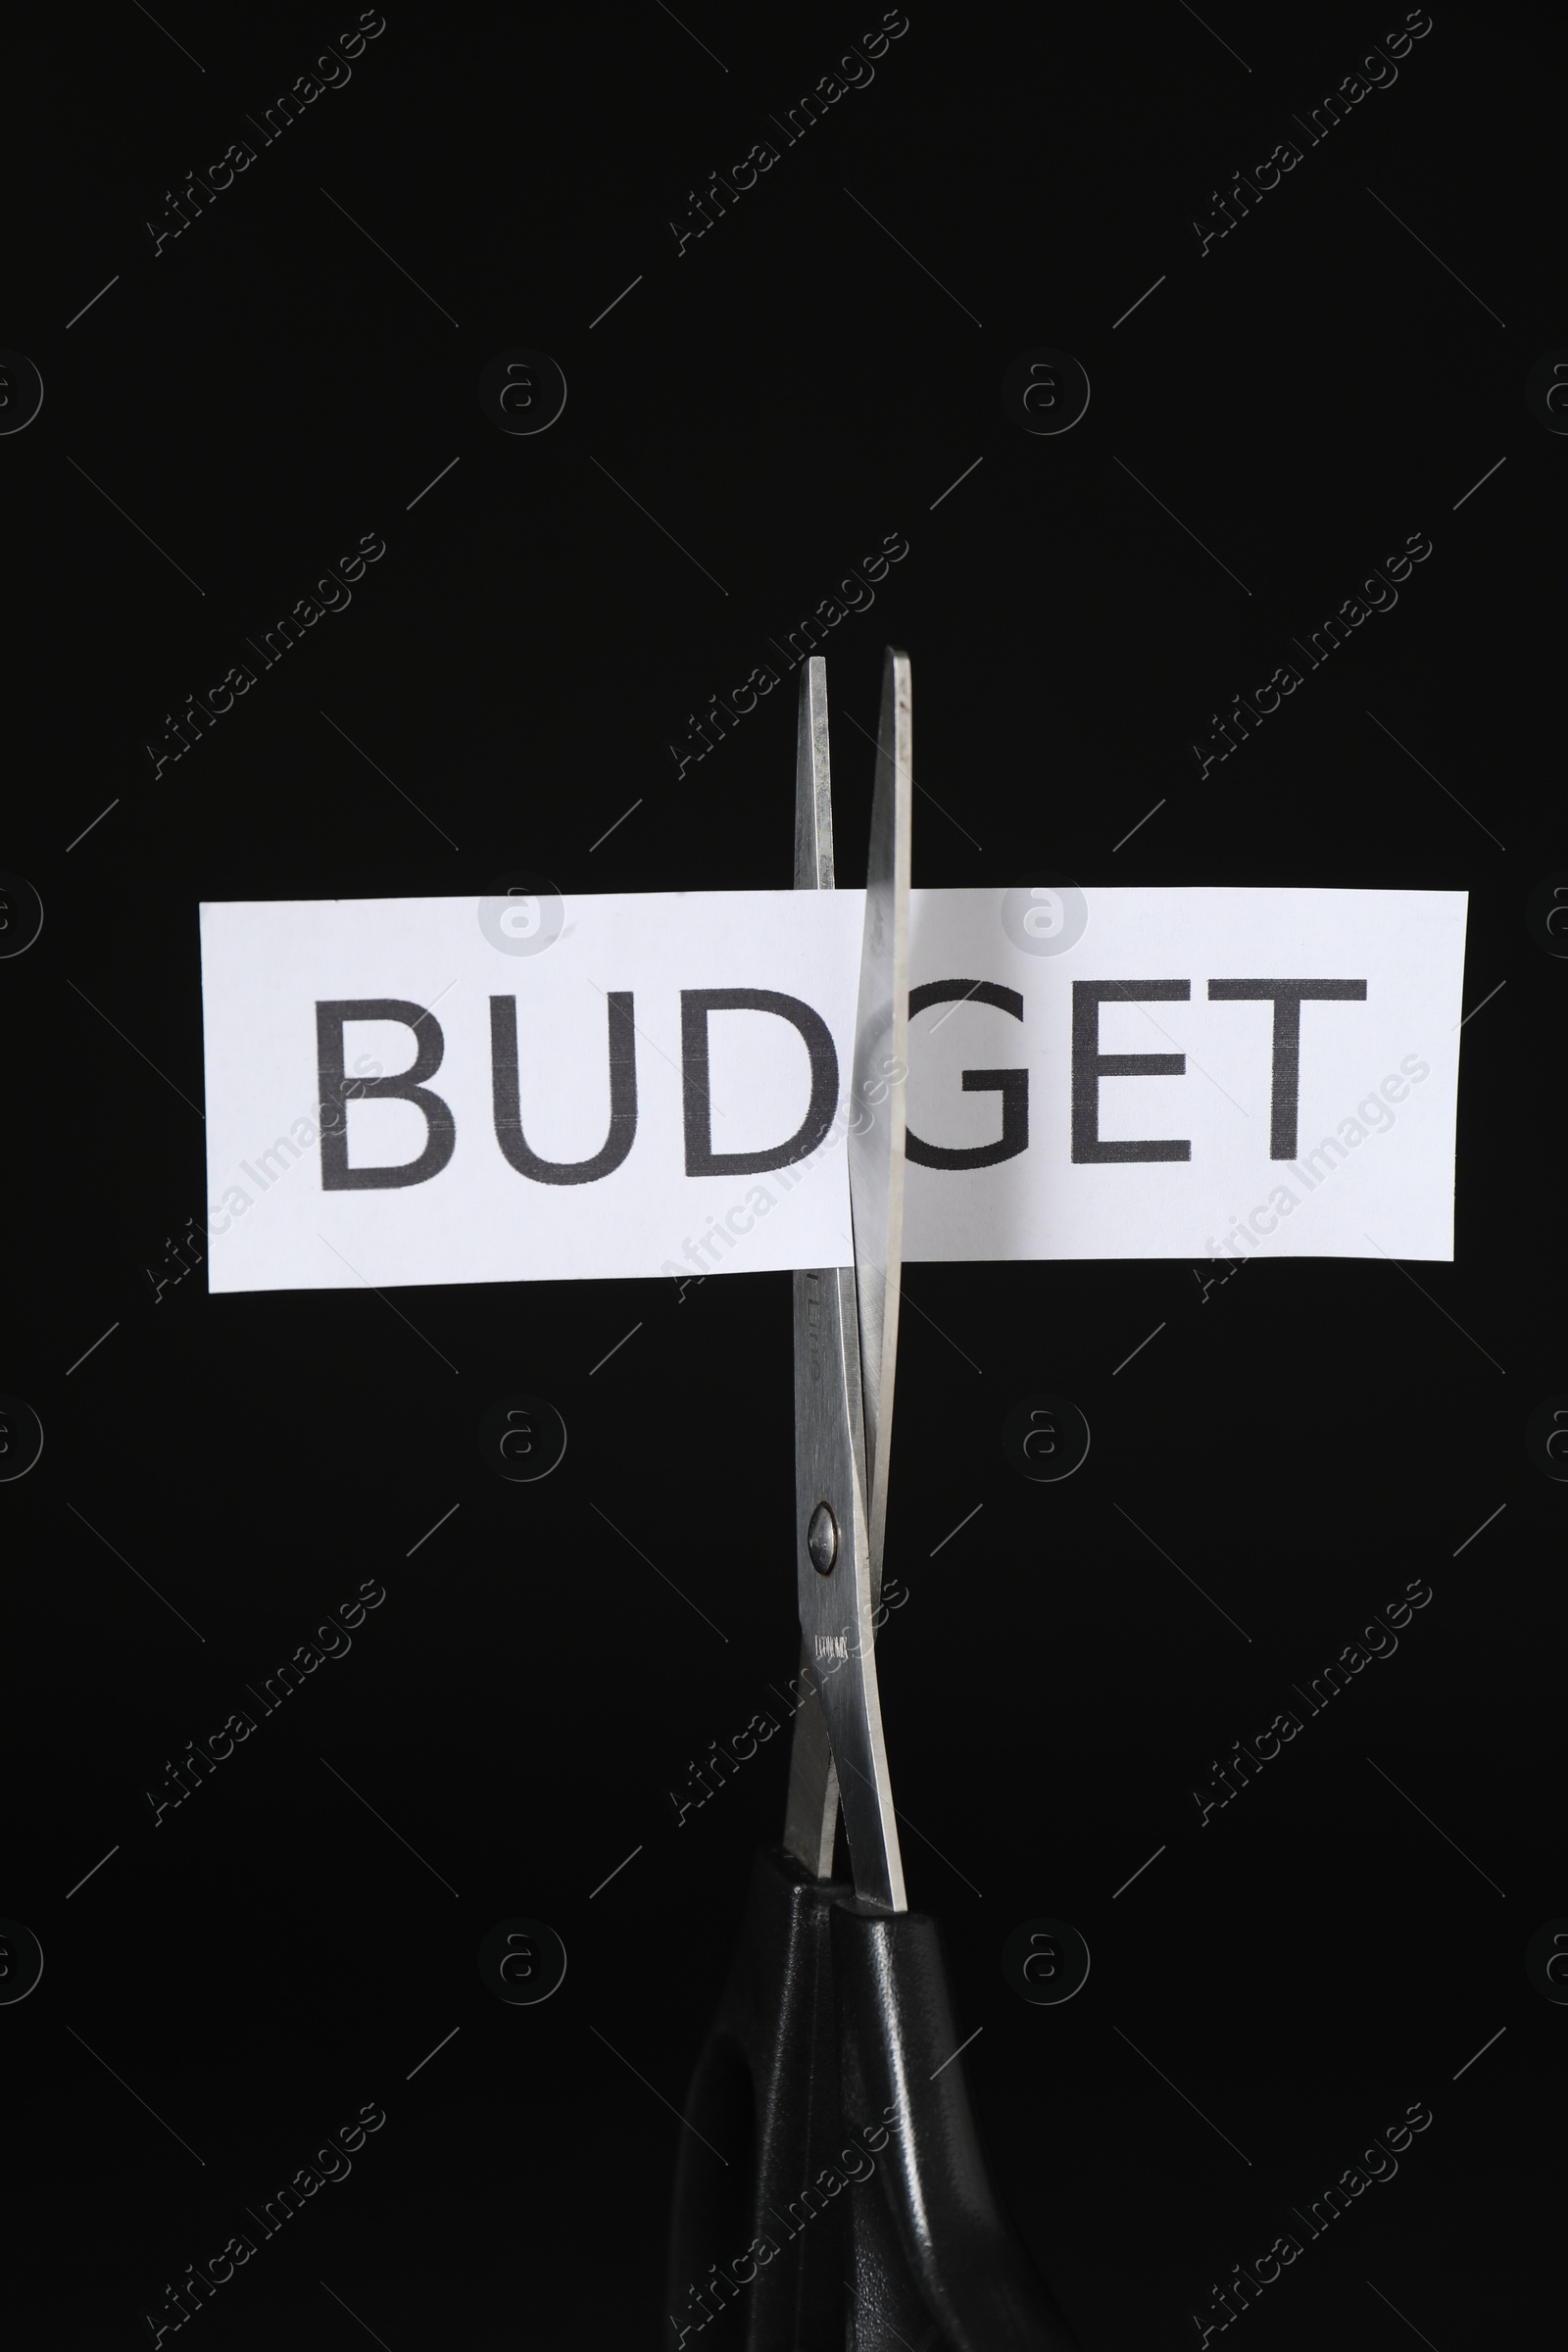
xmin=316 ymin=1001 xmax=456 ymax=1189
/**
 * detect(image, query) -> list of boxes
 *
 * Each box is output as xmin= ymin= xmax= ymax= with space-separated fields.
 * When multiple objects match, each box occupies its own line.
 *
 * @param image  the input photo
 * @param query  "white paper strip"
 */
xmin=198 ymin=887 xmax=1468 ymax=1291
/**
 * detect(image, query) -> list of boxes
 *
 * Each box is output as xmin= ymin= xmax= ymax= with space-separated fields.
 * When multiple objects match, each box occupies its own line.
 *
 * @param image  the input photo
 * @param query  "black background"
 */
xmin=3 ymin=4 xmax=1560 ymax=2345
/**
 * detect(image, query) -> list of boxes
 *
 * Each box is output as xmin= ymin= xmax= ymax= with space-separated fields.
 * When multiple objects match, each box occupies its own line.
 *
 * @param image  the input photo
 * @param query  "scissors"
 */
xmin=666 ymin=650 xmax=1081 ymax=2350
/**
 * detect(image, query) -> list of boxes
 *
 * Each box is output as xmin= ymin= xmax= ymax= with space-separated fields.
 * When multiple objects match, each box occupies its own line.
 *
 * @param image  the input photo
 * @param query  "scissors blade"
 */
xmin=782 ymin=657 xmax=906 ymax=1910
xmin=850 ymin=647 xmax=912 ymax=1603
xmin=783 ymin=659 xmax=842 ymax=1881
xmin=794 ymin=651 xmax=834 ymax=893
xmin=793 ymin=1264 xmax=905 ymax=1911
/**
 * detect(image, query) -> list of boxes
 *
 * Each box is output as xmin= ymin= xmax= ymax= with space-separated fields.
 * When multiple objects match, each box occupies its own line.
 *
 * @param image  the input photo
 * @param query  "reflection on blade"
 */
xmin=849 ymin=648 xmax=911 ymax=1605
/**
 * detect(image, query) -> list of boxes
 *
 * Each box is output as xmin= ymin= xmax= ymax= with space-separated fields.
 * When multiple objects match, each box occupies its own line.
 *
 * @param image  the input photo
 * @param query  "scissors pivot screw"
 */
xmin=807 ymin=1501 xmax=838 ymax=1576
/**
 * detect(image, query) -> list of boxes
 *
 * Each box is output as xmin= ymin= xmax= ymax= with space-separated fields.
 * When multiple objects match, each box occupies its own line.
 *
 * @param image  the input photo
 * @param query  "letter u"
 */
xmin=489 ymin=994 xmax=638 ymax=1183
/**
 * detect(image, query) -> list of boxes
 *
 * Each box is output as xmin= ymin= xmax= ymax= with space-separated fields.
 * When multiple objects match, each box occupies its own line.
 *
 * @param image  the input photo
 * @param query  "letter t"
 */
xmin=1206 ymin=979 xmax=1368 ymax=1156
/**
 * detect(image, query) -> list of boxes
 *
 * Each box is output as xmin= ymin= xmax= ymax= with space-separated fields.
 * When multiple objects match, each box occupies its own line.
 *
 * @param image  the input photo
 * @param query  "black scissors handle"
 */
xmin=667 ymin=1846 xmax=1080 ymax=2351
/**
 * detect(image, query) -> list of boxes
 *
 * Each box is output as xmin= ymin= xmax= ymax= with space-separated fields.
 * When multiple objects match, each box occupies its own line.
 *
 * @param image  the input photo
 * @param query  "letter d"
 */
xmin=680 ymin=990 xmax=839 ymax=1175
